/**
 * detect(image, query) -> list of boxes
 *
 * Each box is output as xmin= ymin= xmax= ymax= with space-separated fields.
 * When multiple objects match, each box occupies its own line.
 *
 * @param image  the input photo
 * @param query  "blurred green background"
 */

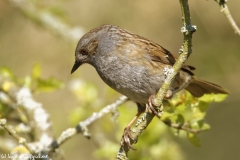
xmin=0 ymin=0 xmax=240 ymax=159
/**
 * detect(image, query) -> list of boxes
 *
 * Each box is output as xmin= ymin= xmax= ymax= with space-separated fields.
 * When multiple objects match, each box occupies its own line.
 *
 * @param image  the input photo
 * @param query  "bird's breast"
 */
xmin=92 ymin=52 xmax=166 ymax=104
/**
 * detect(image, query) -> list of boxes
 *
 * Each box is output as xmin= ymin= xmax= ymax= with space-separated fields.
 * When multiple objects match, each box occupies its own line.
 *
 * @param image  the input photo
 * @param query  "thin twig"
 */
xmin=163 ymin=121 xmax=202 ymax=134
xmin=115 ymin=0 xmax=196 ymax=159
xmin=7 ymin=0 xmax=85 ymax=42
xmin=49 ymin=96 xmax=128 ymax=151
xmin=215 ymin=0 xmax=240 ymax=36
xmin=0 ymin=119 xmax=34 ymax=153
xmin=154 ymin=0 xmax=196 ymax=107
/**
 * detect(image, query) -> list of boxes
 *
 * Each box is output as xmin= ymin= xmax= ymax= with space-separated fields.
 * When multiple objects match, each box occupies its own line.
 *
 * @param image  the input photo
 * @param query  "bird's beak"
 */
xmin=71 ymin=60 xmax=82 ymax=74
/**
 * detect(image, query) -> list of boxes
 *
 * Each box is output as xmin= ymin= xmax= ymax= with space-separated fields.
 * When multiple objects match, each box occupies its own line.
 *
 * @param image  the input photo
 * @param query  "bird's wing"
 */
xmin=147 ymin=42 xmax=176 ymax=65
xmin=145 ymin=39 xmax=195 ymax=75
xmin=126 ymin=33 xmax=196 ymax=75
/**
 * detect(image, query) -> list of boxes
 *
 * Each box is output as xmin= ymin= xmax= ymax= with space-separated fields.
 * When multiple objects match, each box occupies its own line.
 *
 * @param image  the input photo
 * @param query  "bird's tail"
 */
xmin=185 ymin=78 xmax=228 ymax=97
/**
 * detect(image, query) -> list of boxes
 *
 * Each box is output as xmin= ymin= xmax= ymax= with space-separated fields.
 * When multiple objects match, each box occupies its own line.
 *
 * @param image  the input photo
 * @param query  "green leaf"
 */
xmin=197 ymin=101 xmax=209 ymax=112
xmin=176 ymin=114 xmax=185 ymax=126
xmin=194 ymin=120 xmax=210 ymax=131
xmin=36 ymin=77 xmax=64 ymax=92
xmin=199 ymin=94 xmax=215 ymax=102
xmin=187 ymin=132 xmax=201 ymax=147
xmin=197 ymin=119 xmax=204 ymax=128
xmin=199 ymin=93 xmax=228 ymax=103
xmin=213 ymin=94 xmax=228 ymax=102
xmin=191 ymin=109 xmax=205 ymax=121
xmin=201 ymin=123 xmax=211 ymax=131
xmin=185 ymin=91 xmax=198 ymax=104
xmin=31 ymin=63 xmax=41 ymax=79
xmin=176 ymin=104 xmax=187 ymax=112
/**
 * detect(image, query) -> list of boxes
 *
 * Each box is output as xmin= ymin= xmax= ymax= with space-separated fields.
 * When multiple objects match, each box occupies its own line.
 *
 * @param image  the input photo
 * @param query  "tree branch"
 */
xmin=115 ymin=0 xmax=196 ymax=159
xmin=49 ymin=96 xmax=128 ymax=151
xmin=215 ymin=0 xmax=240 ymax=36
xmin=0 ymin=74 xmax=128 ymax=157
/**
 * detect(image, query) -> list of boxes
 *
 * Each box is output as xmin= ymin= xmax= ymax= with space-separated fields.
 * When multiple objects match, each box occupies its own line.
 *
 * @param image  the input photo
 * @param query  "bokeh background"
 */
xmin=0 ymin=0 xmax=240 ymax=159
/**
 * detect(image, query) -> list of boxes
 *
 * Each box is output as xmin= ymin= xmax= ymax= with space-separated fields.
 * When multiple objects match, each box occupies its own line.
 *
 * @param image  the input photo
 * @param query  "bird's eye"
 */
xmin=81 ymin=49 xmax=87 ymax=55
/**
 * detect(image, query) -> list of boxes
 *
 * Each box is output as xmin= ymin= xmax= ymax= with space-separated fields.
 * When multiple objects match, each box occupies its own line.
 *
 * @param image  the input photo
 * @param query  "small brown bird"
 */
xmin=71 ymin=24 xmax=228 ymax=149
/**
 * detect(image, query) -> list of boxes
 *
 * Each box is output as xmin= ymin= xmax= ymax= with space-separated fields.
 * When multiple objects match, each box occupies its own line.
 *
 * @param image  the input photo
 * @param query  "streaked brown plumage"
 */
xmin=71 ymin=24 xmax=228 ymax=149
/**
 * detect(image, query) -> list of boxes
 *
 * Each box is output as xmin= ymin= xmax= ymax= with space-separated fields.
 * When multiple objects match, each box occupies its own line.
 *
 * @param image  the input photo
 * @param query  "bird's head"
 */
xmin=71 ymin=29 xmax=100 ymax=74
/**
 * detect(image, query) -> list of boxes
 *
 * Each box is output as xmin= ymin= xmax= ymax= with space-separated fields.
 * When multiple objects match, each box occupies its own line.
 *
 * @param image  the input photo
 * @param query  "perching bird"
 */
xmin=71 ymin=24 xmax=228 ymax=149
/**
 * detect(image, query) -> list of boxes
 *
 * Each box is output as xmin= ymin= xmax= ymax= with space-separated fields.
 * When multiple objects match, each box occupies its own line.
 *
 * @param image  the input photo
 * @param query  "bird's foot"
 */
xmin=147 ymin=94 xmax=164 ymax=118
xmin=120 ymin=127 xmax=136 ymax=150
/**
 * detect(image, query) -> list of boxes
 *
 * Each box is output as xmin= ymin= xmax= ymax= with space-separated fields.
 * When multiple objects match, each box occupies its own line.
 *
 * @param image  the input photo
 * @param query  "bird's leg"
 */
xmin=121 ymin=103 xmax=145 ymax=150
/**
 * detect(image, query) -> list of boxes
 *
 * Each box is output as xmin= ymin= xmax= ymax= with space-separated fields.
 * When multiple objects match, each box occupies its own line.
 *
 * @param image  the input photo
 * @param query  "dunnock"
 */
xmin=71 ymin=24 xmax=228 ymax=149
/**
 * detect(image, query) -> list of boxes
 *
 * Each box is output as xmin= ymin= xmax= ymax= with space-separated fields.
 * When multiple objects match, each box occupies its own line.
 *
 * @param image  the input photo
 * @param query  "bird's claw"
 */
xmin=121 ymin=127 xmax=136 ymax=150
xmin=147 ymin=95 xmax=163 ymax=118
